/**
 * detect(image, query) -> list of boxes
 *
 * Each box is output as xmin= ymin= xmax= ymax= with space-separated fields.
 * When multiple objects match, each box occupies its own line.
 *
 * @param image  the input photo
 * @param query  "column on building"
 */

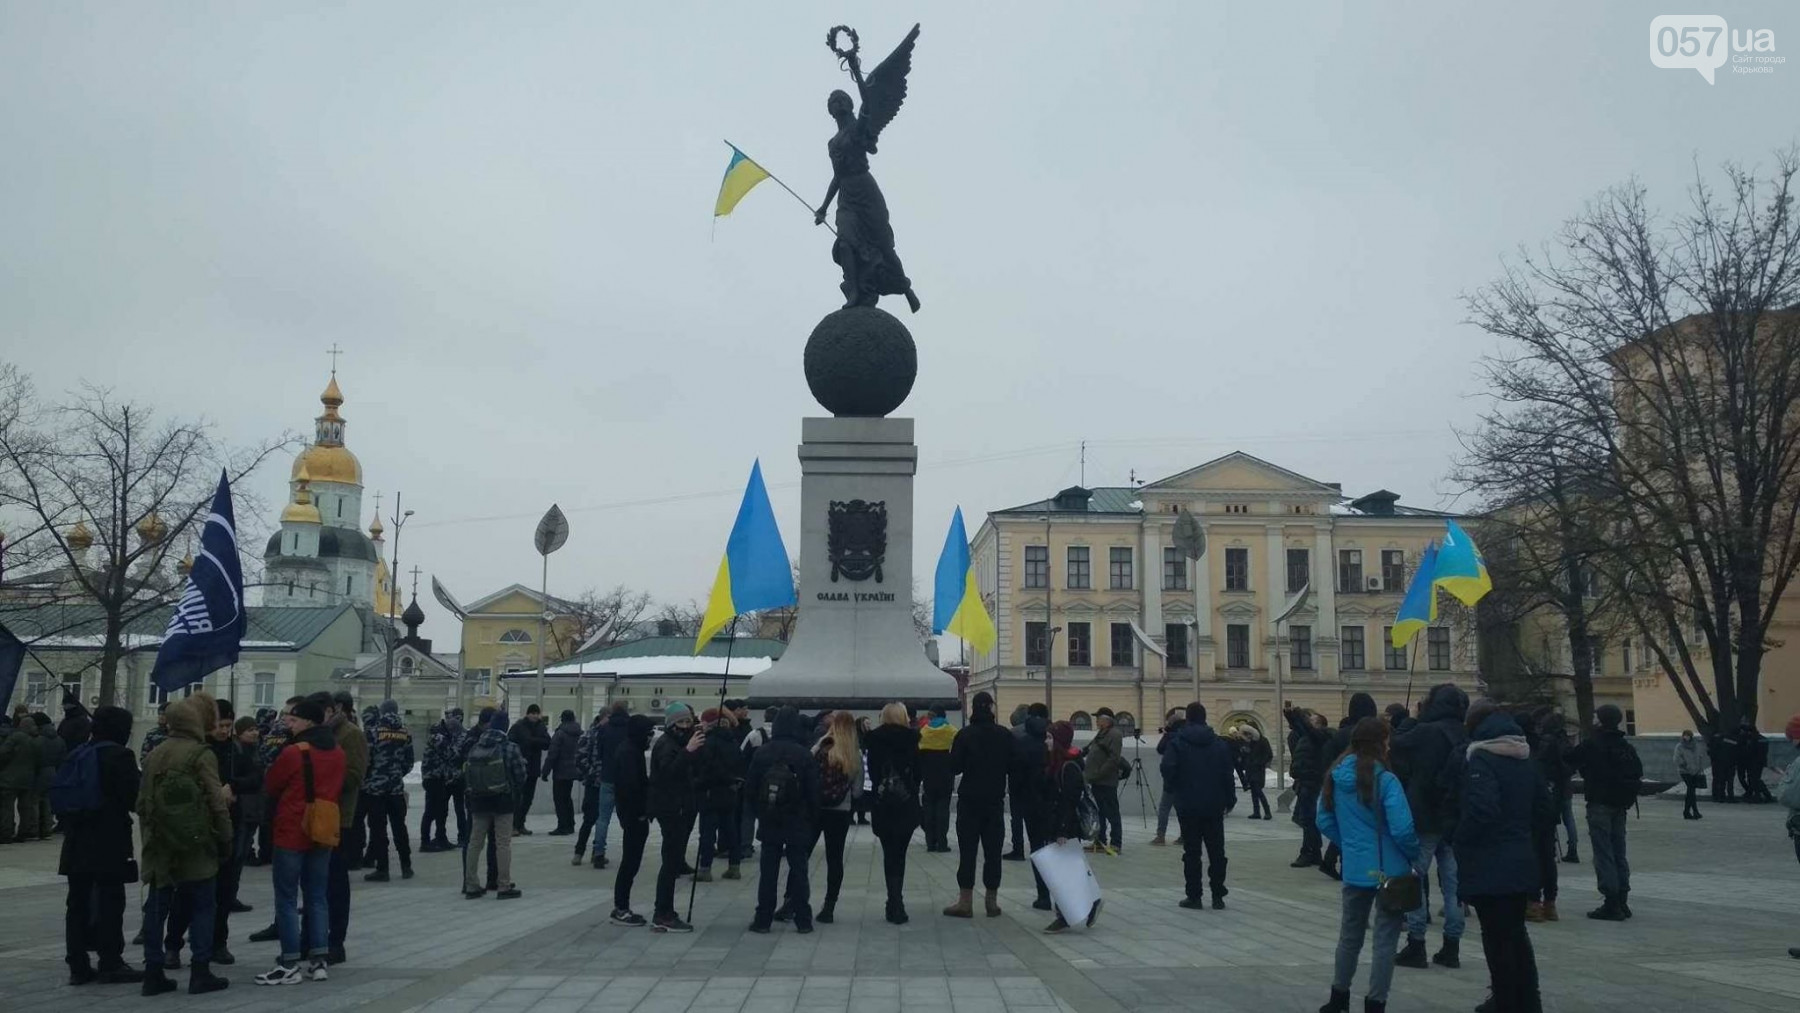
xmin=1191 ymin=507 xmax=1214 ymax=690
xmin=1313 ymin=524 xmax=1339 ymax=680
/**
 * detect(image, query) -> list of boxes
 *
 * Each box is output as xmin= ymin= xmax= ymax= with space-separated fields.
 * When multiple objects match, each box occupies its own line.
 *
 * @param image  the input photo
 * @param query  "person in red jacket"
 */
xmin=253 ymin=699 xmax=344 ymax=987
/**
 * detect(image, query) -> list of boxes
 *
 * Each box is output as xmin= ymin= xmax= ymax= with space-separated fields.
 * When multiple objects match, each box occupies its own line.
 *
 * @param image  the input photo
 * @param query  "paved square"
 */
xmin=1 ymin=789 xmax=1795 ymax=1011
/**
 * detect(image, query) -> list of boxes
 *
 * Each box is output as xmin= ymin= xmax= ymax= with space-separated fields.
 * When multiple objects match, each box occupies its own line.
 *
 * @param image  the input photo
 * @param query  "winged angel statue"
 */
xmin=815 ymin=24 xmax=922 ymax=313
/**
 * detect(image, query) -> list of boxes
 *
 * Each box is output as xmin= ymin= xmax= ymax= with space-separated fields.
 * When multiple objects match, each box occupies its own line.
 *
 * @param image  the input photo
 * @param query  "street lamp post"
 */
xmin=1041 ymin=514 xmax=1055 ymax=716
xmin=532 ymin=504 xmax=570 ymax=709
xmin=381 ymin=492 xmax=415 ymax=702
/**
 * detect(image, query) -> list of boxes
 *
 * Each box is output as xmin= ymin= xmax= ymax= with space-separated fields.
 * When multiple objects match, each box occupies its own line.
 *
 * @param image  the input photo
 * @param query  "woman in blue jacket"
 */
xmin=1316 ymin=717 xmax=1420 ymax=1013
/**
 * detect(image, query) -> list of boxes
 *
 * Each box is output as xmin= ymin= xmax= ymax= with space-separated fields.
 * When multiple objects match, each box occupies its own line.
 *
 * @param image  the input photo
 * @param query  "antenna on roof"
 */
xmin=1080 ymin=440 xmax=1086 ymax=486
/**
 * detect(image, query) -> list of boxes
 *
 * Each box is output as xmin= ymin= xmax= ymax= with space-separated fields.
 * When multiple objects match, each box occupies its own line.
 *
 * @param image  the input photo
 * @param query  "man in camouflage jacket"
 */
xmin=420 ymin=708 xmax=466 ymax=850
xmin=362 ymin=700 xmax=415 ymax=881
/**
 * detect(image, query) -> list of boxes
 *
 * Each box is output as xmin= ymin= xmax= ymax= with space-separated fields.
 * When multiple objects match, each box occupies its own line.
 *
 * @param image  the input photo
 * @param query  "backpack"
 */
xmin=818 ymin=750 xmax=851 ymax=808
xmin=50 ymin=742 xmax=105 ymax=815
xmin=1074 ymin=781 xmax=1101 ymax=841
xmin=1595 ymin=736 xmax=1643 ymax=805
xmin=151 ymin=749 xmax=214 ymax=854
xmin=464 ymin=740 xmax=512 ymax=803
xmin=298 ymin=744 xmax=341 ymax=849
xmin=761 ymin=758 xmax=800 ymax=816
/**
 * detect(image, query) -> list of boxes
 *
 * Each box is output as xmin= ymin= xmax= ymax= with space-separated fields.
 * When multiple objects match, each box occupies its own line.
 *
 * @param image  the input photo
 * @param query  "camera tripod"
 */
xmin=1129 ymin=737 xmax=1158 ymax=827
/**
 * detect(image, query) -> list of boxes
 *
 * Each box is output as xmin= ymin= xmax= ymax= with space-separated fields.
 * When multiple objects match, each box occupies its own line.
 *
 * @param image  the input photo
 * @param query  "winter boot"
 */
xmin=1525 ymin=901 xmax=1545 ymax=922
xmin=1431 ymin=938 xmax=1460 ymax=968
xmin=694 ymin=868 xmax=713 ymax=883
xmin=1561 ymin=843 xmax=1579 ymax=864
xmin=68 ymin=957 xmax=96 ymax=986
xmin=942 ymin=890 xmax=973 ymax=918
xmin=984 ymin=889 xmax=1003 ymax=918
xmin=1361 ymin=999 xmax=1385 ymax=1013
xmin=187 ymin=961 xmax=230 ymax=994
xmin=1541 ymin=901 xmax=1559 ymax=922
xmin=1618 ymin=891 xmax=1632 ymax=919
xmin=1586 ymin=893 xmax=1626 ymax=921
xmin=1150 ymin=835 xmax=1167 ymax=846
xmin=141 ymin=966 xmax=177 ymax=996
xmin=1317 ymin=987 xmax=1350 ymax=1013
xmin=1394 ymin=937 xmax=1429 ymax=969
xmin=721 ymin=863 xmax=741 ymax=880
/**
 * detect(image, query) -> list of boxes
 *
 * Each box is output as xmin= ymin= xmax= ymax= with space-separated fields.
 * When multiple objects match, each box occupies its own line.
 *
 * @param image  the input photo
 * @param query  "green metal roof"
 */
xmin=992 ymin=487 xmax=1143 ymax=516
xmin=559 ymin=634 xmax=789 ymax=669
xmin=0 ymin=601 xmax=355 ymax=651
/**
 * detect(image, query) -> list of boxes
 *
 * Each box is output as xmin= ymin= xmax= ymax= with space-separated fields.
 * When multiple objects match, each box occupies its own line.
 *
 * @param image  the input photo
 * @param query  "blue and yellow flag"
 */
xmin=1434 ymin=519 xmax=1493 ymax=607
xmin=932 ymin=508 xmax=996 ymax=654
xmin=696 ymin=461 xmax=795 ymax=652
xmin=1390 ymin=541 xmax=1439 ymax=649
xmin=714 ymin=145 xmax=771 ymax=218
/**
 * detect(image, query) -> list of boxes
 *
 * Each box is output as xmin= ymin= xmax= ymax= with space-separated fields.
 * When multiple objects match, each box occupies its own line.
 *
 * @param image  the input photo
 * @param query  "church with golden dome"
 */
xmin=263 ymin=371 xmax=394 ymax=613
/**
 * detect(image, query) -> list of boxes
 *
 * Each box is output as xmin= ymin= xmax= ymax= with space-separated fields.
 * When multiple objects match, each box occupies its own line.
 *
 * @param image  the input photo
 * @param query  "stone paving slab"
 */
xmin=0 ymin=786 xmax=1795 ymax=1011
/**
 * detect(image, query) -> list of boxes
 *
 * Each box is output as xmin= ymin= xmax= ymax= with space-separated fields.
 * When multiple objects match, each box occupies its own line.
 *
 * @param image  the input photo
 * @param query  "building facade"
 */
xmin=967 ymin=452 xmax=1482 ymax=738
xmin=457 ymin=583 xmax=583 ymax=697
xmin=498 ymin=635 xmax=786 ymax=725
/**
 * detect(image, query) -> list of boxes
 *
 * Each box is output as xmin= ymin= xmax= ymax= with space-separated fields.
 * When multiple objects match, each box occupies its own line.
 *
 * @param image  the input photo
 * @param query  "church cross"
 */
xmin=327 ymin=343 xmax=343 ymax=375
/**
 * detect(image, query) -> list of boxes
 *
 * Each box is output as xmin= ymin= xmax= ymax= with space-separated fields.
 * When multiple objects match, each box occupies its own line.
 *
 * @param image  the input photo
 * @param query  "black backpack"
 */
xmin=761 ymin=758 xmax=800 ymax=816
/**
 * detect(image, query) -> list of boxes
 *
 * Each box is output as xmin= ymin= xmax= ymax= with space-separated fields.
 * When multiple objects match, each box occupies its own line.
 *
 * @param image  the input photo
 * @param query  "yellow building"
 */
xmin=458 ymin=583 xmax=583 ymax=698
xmin=967 ymin=452 xmax=1481 ymax=736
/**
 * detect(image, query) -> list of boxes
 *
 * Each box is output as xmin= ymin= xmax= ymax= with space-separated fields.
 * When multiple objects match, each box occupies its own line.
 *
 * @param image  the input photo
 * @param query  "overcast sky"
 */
xmin=3 ymin=2 xmax=1795 ymax=643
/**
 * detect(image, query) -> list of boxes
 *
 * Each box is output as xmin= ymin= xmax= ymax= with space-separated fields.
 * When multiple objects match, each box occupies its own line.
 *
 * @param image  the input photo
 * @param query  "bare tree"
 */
xmin=1465 ymin=152 xmax=1800 ymax=732
xmin=0 ymin=364 xmax=291 ymax=706
xmin=654 ymin=600 xmax=706 ymax=639
xmin=555 ymin=583 xmax=655 ymax=656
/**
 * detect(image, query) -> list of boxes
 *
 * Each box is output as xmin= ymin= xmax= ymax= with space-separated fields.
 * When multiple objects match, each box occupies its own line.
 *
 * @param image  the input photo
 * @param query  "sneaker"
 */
xmin=401 ymin=866 xmax=414 ymax=880
xmin=308 ymin=960 xmax=328 ymax=982
xmin=610 ymin=909 xmax=647 ymax=927
xmin=721 ymin=864 xmax=741 ymax=880
xmin=1044 ymin=917 xmax=1069 ymax=934
xmin=1032 ymin=897 xmax=1053 ymax=912
xmin=1003 ymin=850 xmax=1026 ymax=862
xmin=228 ymin=899 xmax=253 ymax=914
xmin=572 ymin=853 xmax=585 ymax=866
xmin=694 ymin=868 xmax=713 ymax=883
xmin=254 ymin=963 xmax=302 ymax=987
xmin=95 ymin=963 xmax=145 ymax=985
xmin=1290 ymin=855 xmax=1320 ymax=868
xmin=464 ymin=889 xmax=486 ymax=899
xmin=1211 ymin=896 xmax=1226 ymax=911
xmin=652 ymin=915 xmax=693 ymax=934
xmin=496 ymin=887 xmax=522 ymax=900
xmin=363 ymin=870 xmax=390 ymax=883
xmin=247 ymin=924 xmax=278 ymax=943
xmin=748 ymin=921 xmax=772 ymax=934
xmin=212 ymin=946 xmax=236 ymax=966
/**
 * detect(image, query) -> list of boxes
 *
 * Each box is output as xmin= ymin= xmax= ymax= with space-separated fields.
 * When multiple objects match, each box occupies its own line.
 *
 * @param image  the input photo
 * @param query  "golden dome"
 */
xmin=289 ymin=444 xmax=362 ymax=485
xmin=281 ymin=470 xmax=322 ymax=525
xmin=368 ymin=512 xmax=385 ymax=540
xmin=66 ymin=520 xmax=93 ymax=551
xmin=321 ymin=375 xmax=344 ymax=407
xmin=136 ymin=512 xmax=168 ymax=544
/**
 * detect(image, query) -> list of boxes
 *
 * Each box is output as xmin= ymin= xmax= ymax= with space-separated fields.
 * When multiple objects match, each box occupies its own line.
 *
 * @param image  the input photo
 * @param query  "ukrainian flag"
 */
xmin=695 ymin=461 xmax=795 ymax=653
xmin=714 ymin=145 xmax=771 ymax=218
xmin=1434 ymin=519 xmax=1493 ymax=607
xmin=1390 ymin=541 xmax=1439 ymax=649
xmin=932 ymin=508 xmax=996 ymax=654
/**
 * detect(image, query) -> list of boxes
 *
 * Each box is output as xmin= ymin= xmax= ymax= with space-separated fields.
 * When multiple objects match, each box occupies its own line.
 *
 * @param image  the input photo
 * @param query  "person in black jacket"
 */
xmin=1004 ymin=704 xmax=1032 ymax=860
xmin=1454 ymin=702 xmax=1546 ymax=1013
xmin=1568 ymin=704 xmax=1642 ymax=921
xmin=1284 ymin=704 xmax=1331 ymax=867
xmin=508 ymin=705 xmax=553 ymax=834
xmin=1319 ymin=693 xmax=1378 ymax=880
xmin=864 ymin=703 xmax=921 ymax=923
xmin=1013 ymin=712 xmax=1053 ymax=912
xmin=607 ymin=715 xmax=655 ymax=927
xmin=62 ymin=706 xmax=143 ymax=986
xmin=227 ymin=717 xmax=264 ymax=910
xmin=543 ymin=709 xmax=583 ymax=835
xmin=578 ymin=703 xmax=631 ymax=868
xmin=1527 ymin=708 xmax=1571 ymax=921
xmin=1163 ymin=703 xmax=1237 ymax=910
xmin=1152 ymin=707 xmax=1186 ymax=846
xmin=917 ymin=707 xmax=956 ymax=852
xmin=1233 ymin=725 xmax=1273 ymax=820
xmin=746 ymin=707 xmax=822 ymax=933
xmin=647 ymin=703 xmax=705 ymax=933
xmin=945 ymin=692 xmax=1014 ymax=919
xmin=1390 ymin=683 xmax=1469 ymax=970
xmin=695 ymin=709 xmax=745 ymax=882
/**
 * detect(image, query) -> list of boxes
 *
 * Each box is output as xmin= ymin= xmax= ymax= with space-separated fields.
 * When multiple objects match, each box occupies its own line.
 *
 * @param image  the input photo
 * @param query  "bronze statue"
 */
xmin=816 ymin=24 xmax=921 ymax=314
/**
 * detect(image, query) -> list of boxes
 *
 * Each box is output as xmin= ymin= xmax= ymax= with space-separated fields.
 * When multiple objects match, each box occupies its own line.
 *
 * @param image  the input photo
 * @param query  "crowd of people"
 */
xmin=6 ymin=686 xmax=1799 ymax=1010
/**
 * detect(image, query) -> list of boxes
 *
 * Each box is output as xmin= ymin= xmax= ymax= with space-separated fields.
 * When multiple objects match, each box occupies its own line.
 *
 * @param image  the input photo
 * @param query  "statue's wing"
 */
xmin=858 ymin=23 xmax=920 ymax=146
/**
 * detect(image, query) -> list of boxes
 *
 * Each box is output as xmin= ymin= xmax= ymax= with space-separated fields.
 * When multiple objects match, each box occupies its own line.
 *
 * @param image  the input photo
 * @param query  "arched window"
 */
xmin=1070 ymin=710 xmax=1094 ymax=731
xmin=498 ymin=629 xmax=533 ymax=644
xmin=400 ymin=655 xmax=414 ymax=672
xmin=1115 ymin=711 xmax=1136 ymax=733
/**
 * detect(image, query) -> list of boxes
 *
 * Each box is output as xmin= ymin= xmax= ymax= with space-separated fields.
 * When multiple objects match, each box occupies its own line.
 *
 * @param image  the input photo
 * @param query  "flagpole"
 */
xmin=723 ymin=140 xmax=838 ymax=236
xmin=688 ymin=615 xmax=739 ymax=924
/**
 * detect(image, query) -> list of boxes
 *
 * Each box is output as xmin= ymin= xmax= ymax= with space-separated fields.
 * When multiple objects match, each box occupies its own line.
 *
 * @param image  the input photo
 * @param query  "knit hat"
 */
xmin=1595 ymin=704 xmax=1623 ymax=730
xmin=91 ymin=706 xmax=133 ymax=745
xmin=1785 ymin=712 xmax=1800 ymax=742
xmin=560 ymin=709 xmax=576 ymax=723
xmin=491 ymin=711 xmax=511 ymax=734
xmin=664 ymin=701 xmax=695 ymax=725
xmin=380 ymin=699 xmax=400 ymax=715
xmin=290 ymin=699 xmax=326 ymax=725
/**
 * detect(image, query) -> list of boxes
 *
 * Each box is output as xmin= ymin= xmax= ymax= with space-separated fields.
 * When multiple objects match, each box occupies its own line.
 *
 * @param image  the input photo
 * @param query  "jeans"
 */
xmin=1293 ymin=784 xmax=1323 ymax=859
xmin=272 ymin=847 xmax=330 ymax=964
xmin=613 ymin=817 xmax=650 ymax=912
xmin=921 ymin=789 xmax=952 ymax=849
xmin=1470 ymin=893 xmax=1541 ymax=1012
xmin=422 ymin=778 xmax=451 ymax=843
xmin=1091 ymin=784 xmax=1122 ymax=849
xmin=1156 ymin=786 xmax=1176 ymax=838
xmin=1559 ymin=794 xmax=1578 ymax=846
xmin=65 ymin=873 xmax=127 ymax=969
xmin=1405 ymin=834 xmax=1464 ymax=942
xmin=1586 ymin=803 xmax=1630 ymax=898
xmin=654 ymin=812 xmax=695 ymax=918
xmin=1244 ymin=777 xmax=1271 ymax=819
xmin=464 ymin=811 xmax=513 ymax=892
xmin=552 ymin=778 xmax=576 ymax=831
xmin=698 ymin=801 xmax=741 ymax=870
xmin=365 ymin=792 xmax=411 ymax=873
xmin=144 ymin=878 xmax=215 ymax=969
xmin=1176 ymin=808 xmax=1227 ymax=900
xmin=755 ymin=829 xmax=812 ymax=927
xmin=955 ymin=803 xmax=1005 ymax=891
xmin=1333 ymin=885 xmax=1404 ymax=1003
xmin=814 ymin=810 xmax=852 ymax=912
xmin=577 ymin=782 xmax=615 ymax=858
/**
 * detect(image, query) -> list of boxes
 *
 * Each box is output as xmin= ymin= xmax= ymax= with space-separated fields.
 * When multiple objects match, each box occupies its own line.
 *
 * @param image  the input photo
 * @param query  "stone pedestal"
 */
xmin=745 ymin=416 xmax=960 ymax=713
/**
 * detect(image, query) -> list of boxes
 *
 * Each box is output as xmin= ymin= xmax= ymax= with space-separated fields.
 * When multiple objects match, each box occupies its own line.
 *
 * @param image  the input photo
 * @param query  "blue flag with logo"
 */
xmin=151 ymin=470 xmax=246 ymax=693
xmin=0 ymin=622 xmax=25 ymax=715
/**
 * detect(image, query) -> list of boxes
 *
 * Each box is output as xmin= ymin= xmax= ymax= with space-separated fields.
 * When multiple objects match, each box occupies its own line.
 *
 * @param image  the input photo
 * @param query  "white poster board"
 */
xmin=1029 ymin=840 xmax=1103 ymax=926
